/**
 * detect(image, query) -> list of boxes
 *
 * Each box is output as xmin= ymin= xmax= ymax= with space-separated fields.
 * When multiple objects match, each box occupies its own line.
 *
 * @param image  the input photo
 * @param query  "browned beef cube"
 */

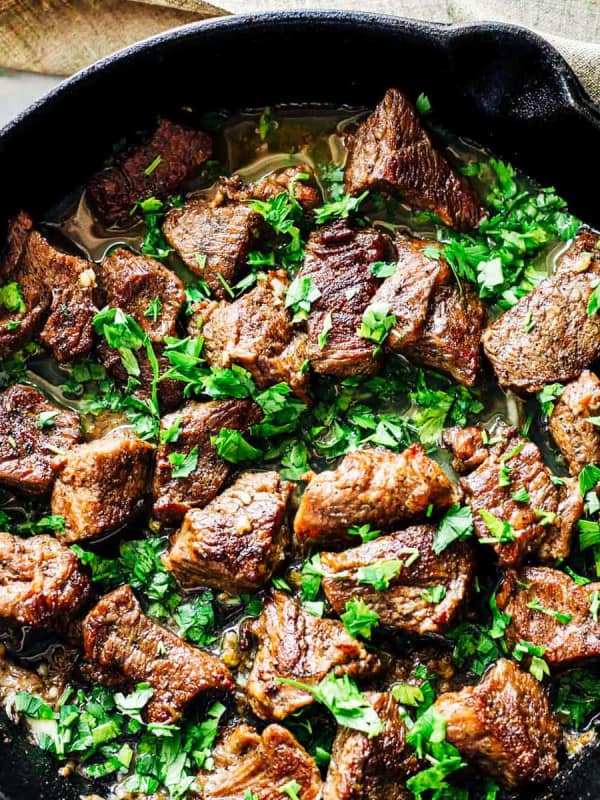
xmin=299 ymin=221 xmax=392 ymax=377
xmin=87 ymin=119 xmax=212 ymax=226
xmin=294 ymin=445 xmax=461 ymax=545
xmin=0 ymin=212 xmax=97 ymax=361
xmin=434 ymin=659 xmax=560 ymax=787
xmin=82 ymin=584 xmax=234 ymax=723
xmin=165 ymin=471 xmax=292 ymax=591
xmin=345 ymin=89 xmax=483 ymax=230
xmin=152 ymin=399 xmax=262 ymax=523
xmin=373 ymin=235 xmax=485 ymax=386
xmin=51 ymin=432 xmax=155 ymax=542
xmin=219 ymin=164 xmax=321 ymax=209
xmin=445 ymin=424 xmax=582 ymax=566
xmin=496 ymin=566 xmax=600 ymax=669
xmin=98 ymin=247 xmax=184 ymax=341
xmin=482 ymin=232 xmax=600 ymax=393
xmin=323 ymin=692 xmax=420 ymax=800
xmin=0 ymin=532 xmax=92 ymax=632
xmin=163 ymin=198 xmax=264 ymax=299
xmin=245 ymin=591 xmax=384 ymax=720
xmin=442 ymin=426 xmax=489 ymax=473
xmin=201 ymin=723 xmax=322 ymax=800
xmin=549 ymin=370 xmax=600 ymax=475
xmin=320 ymin=525 xmax=474 ymax=635
xmin=0 ymin=384 xmax=82 ymax=495
xmin=191 ymin=270 xmax=309 ymax=400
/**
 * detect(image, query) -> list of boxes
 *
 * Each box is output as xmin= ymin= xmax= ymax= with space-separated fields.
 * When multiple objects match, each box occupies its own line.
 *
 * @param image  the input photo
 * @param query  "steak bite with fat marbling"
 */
xmin=434 ymin=659 xmax=560 ymax=787
xmin=219 ymin=164 xmax=321 ymax=210
xmin=164 ymin=471 xmax=292 ymax=592
xmin=495 ymin=566 xmax=600 ymax=669
xmin=344 ymin=88 xmax=483 ymax=230
xmin=294 ymin=445 xmax=461 ymax=545
xmin=163 ymin=198 xmax=264 ymax=299
xmin=0 ymin=384 xmax=82 ymax=495
xmin=299 ymin=221 xmax=392 ymax=377
xmin=549 ymin=369 xmax=600 ymax=475
xmin=200 ymin=723 xmax=322 ymax=800
xmin=82 ymin=584 xmax=234 ymax=724
xmin=320 ymin=525 xmax=475 ymax=635
xmin=0 ymin=532 xmax=92 ymax=633
xmin=482 ymin=230 xmax=600 ymax=393
xmin=152 ymin=399 xmax=262 ymax=523
xmin=244 ymin=591 xmax=384 ymax=721
xmin=191 ymin=270 xmax=309 ymax=400
xmin=87 ymin=119 xmax=212 ymax=226
xmin=51 ymin=432 xmax=155 ymax=542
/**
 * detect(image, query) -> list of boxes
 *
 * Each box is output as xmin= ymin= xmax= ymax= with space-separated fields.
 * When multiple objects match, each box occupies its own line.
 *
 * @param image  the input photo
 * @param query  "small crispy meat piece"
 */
xmin=245 ymin=591 xmax=383 ymax=720
xmin=82 ymin=585 xmax=234 ymax=724
xmin=219 ymin=165 xmax=321 ymax=209
xmin=0 ymin=384 xmax=82 ymax=495
xmin=344 ymin=89 xmax=483 ymax=230
xmin=323 ymin=692 xmax=420 ymax=800
xmin=434 ymin=659 xmax=560 ymax=788
xmin=165 ymin=471 xmax=292 ymax=592
xmin=51 ymin=432 xmax=155 ymax=542
xmin=294 ymin=445 xmax=461 ymax=545
xmin=549 ymin=370 xmax=600 ymax=475
xmin=442 ymin=426 xmax=488 ymax=473
xmin=152 ymin=399 xmax=262 ymax=524
xmin=320 ymin=525 xmax=475 ymax=635
xmin=299 ymin=221 xmax=391 ymax=377
xmin=445 ymin=424 xmax=582 ymax=566
xmin=192 ymin=270 xmax=309 ymax=400
xmin=87 ymin=119 xmax=212 ymax=226
xmin=97 ymin=247 xmax=185 ymax=341
xmin=482 ymin=231 xmax=600 ymax=393
xmin=0 ymin=212 xmax=97 ymax=361
xmin=496 ymin=566 xmax=600 ymax=669
xmin=373 ymin=235 xmax=485 ymax=386
xmin=201 ymin=722 xmax=322 ymax=800
xmin=163 ymin=198 xmax=263 ymax=299
xmin=0 ymin=532 xmax=92 ymax=632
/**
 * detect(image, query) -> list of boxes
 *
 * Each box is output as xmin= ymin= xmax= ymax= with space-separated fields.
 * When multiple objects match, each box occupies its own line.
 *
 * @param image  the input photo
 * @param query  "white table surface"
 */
xmin=0 ymin=69 xmax=63 ymax=129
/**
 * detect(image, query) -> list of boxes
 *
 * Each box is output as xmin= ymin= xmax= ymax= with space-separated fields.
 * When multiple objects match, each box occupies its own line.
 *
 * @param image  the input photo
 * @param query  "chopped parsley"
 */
xmin=537 ymin=382 xmax=564 ymax=416
xmin=144 ymin=296 xmax=162 ymax=322
xmin=0 ymin=281 xmax=25 ymax=313
xmin=526 ymin=596 xmax=573 ymax=625
xmin=211 ymin=428 xmax=263 ymax=463
xmin=341 ymin=598 xmax=380 ymax=639
xmin=143 ymin=155 xmax=163 ymax=176
xmin=348 ymin=523 xmax=381 ymax=543
xmin=433 ymin=504 xmax=474 ymax=554
xmin=415 ymin=92 xmax=432 ymax=115
xmin=370 ymin=261 xmax=397 ymax=278
xmin=314 ymin=191 xmax=368 ymax=225
xmin=357 ymin=558 xmax=403 ymax=590
xmin=420 ymin=585 xmax=447 ymax=604
xmin=168 ymin=445 xmax=199 ymax=479
xmin=513 ymin=640 xmax=550 ymax=681
xmin=258 ymin=106 xmax=274 ymax=141
xmin=318 ymin=311 xmax=333 ymax=350
xmin=38 ymin=410 xmax=59 ymax=429
xmin=285 ymin=275 xmax=321 ymax=323
xmin=357 ymin=302 xmax=396 ymax=356
xmin=478 ymin=509 xmax=516 ymax=544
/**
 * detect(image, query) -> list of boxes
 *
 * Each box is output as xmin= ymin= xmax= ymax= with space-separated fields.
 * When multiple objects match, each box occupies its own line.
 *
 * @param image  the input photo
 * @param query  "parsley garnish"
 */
xmin=537 ymin=382 xmax=564 ymax=416
xmin=420 ymin=585 xmax=447 ymax=604
xmin=258 ymin=106 xmax=274 ymax=141
xmin=143 ymin=155 xmax=162 ymax=176
xmin=357 ymin=302 xmax=396 ymax=356
xmin=415 ymin=92 xmax=432 ymax=115
xmin=527 ymin=596 xmax=573 ymax=625
xmin=144 ymin=296 xmax=162 ymax=322
xmin=168 ymin=445 xmax=199 ymax=479
xmin=433 ymin=504 xmax=474 ymax=554
xmin=357 ymin=558 xmax=403 ymax=590
xmin=38 ymin=410 xmax=59 ymax=429
xmin=314 ymin=191 xmax=368 ymax=225
xmin=370 ymin=261 xmax=397 ymax=278
xmin=341 ymin=598 xmax=380 ymax=639
xmin=318 ymin=311 xmax=332 ymax=350
xmin=285 ymin=275 xmax=321 ymax=323
xmin=0 ymin=281 xmax=25 ymax=313
xmin=478 ymin=509 xmax=516 ymax=544
xmin=348 ymin=523 xmax=381 ymax=543
xmin=211 ymin=428 xmax=262 ymax=463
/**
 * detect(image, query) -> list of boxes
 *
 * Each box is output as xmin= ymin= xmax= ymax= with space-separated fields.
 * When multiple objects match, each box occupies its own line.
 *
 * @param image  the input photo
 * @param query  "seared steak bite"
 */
xmin=434 ymin=659 xmax=560 ymax=788
xmin=549 ymin=370 xmax=600 ymax=475
xmin=373 ymin=235 xmax=485 ymax=386
xmin=244 ymin=591 xmax=383 ymax=720
xmin=445 ymin=424 xmax=582 ymax=566
xmin=482 ymin=231 xmax=600 ymax=393
xmin=496 ymin=566 xmax=600 ymax=669
xmin=200 ymin=722 xmax=322 ymax=800
xmin=152 ymin=399 xmax=262 ymax=523
xmin=87 ymin=119 xmax=212 ymax=226
xmin=344 ymin=88 xmax=483 ymax=230
xmin=163 ymin=198 xmax=264 ymax=299
xmin=323 ymin=692 xmax=420 ymax=800
xmin=192 ymin=271 xmax=309 ymax=400
xmin=0 ymin=212 xmax=97 ymax=361
xmin=51 ymin=432 xmax=155 ymax=542
xmin=97 ymin=247 xmax=185 ymax=341
xmin=82 ymin=584 xmax=234 ymax=724
xmin=442 ymin=426 xmax=488 ymax=473
xmin=294 ymin=445 xmax=461 ymax=545
xmin=299 ymin=221 xmax=391 ymax=377
xmin=165 ymin=471 xmax=292 ymax=592
xmin=0 ymin=532 xmax=92 ymax=633
xmin=219 ymin=164 xmax=321 ymax=209
xmin=320 ymin=525 xmax=475 ymax=635
xmin=0 ymin=384 xmax=82 ymax=495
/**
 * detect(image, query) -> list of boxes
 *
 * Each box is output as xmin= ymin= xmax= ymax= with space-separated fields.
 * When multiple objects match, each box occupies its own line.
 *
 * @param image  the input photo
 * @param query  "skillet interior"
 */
xmin=2 ymin=11 xmax=600 ymax=800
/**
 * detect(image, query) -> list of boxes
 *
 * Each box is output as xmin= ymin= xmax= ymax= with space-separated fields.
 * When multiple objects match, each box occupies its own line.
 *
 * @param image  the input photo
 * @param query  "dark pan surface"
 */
xmin=1 ymin=11 xmax=600 ymax=799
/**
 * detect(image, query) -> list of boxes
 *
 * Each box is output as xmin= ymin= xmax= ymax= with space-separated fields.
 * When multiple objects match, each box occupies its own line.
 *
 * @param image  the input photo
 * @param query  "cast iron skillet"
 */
xmin=1 ymin=11 xmax=600 ymax=800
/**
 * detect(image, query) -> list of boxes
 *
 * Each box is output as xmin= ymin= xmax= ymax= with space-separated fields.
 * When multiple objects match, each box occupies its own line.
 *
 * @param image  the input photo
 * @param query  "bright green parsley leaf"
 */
xmin=433 ymin=504 xmax=474 ymax=554
xmin=537 ymin=382 xmax=564 ymax=416
xmin=285 ymin=275 xmax=321 ymax=323
xmin=511 ymin=487 xmax=530 ymax=503
xmin=0 ymin=281 xmax=25 ymax=313
xmin=144 ymin=296 xmax=162 ymax=322
xmin=279 ymin=780 xmax=302 ymax=800
xmin=489 ymin=592 xmax=511 ymax=640
xmin=318 ymin=312 xmax=333 ymax=350
xmin=38 ymin=410 xmax=59 ymax=429
xmin=534 ymin=508 xmax=557 ymax=527
xmin=357 ymin=559 xmax=403 ymax=591
xmin=554 ymin=668 xmax=600 ymax=730
xmin=415 ymin=92 xmax=432 ymax=115
xmin=524 ymin=311 xmax=536 ymax=333
xmin=370 ymin=261 xmax=397 ymax=278
xmin=244 ymin=792 xmax=259 ymax=800
xmin=300 ymin=554 xmax=323 ymax=603
xmin=211 ymin=428 xmax=262 ymax=463
xmin=348 ymin=523 xmax=381 ymax=543
xmin=422 ymin=244 xmax=441 ymax=261
xmin=578 ymin=518 xmax=600 ymax=550
xmin=513 ymin=640 xmax=550 ymax=681
xmin=160 ymin=415 xmax=182 ymax=444
xmin=478 ymin=509 xmax=516 ymax=544
xmin=580 ymin=463 xmax=600 ymax=495
xmin=131 ymin=195 xmax=177 ymax=260
xmin=477 ymin=257 xmax=504 ymax=292
xmin=391 ymin=683 xmax=425 ymax=707
xmin=527 ymin=596 xmax=573 ymax=625
xmin=14 ymin=692 xmax=54 ymax=720
xmin=405 ymin=707 xmax=465 ymax=796
xmin=280 ymin=440 xmax=309 ymax=481
xmin=114 ymin=683 xmax=154 ymax=722
xmin=420 ymin=585 xmax=447 ymax=604
xmin=588 ymin=281 xmax=600 ymax=316
xmin=590 ymin=590 xmax=600 ymax=622
xmin=168 ymin=445 xmax=199 ymax=479
xmin=174 ymin=591 xmax=216 ymax=646
xmin=341 ymin=599 xmax=380 ymax=640
xmin=17 ymin=515 xmax=65 ymax=535
xmin=357 ymin=302 xmax=396 ymax=356
xmin=314 ymin=191 xmax=368 ymax=225
xmin=144 ymin=155 xmax=162 ymax=176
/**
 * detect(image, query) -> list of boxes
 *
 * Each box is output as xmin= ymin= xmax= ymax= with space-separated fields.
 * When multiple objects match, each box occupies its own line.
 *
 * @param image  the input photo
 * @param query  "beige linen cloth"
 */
xmin=2 ymin=0 xmax=600 ymax=102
